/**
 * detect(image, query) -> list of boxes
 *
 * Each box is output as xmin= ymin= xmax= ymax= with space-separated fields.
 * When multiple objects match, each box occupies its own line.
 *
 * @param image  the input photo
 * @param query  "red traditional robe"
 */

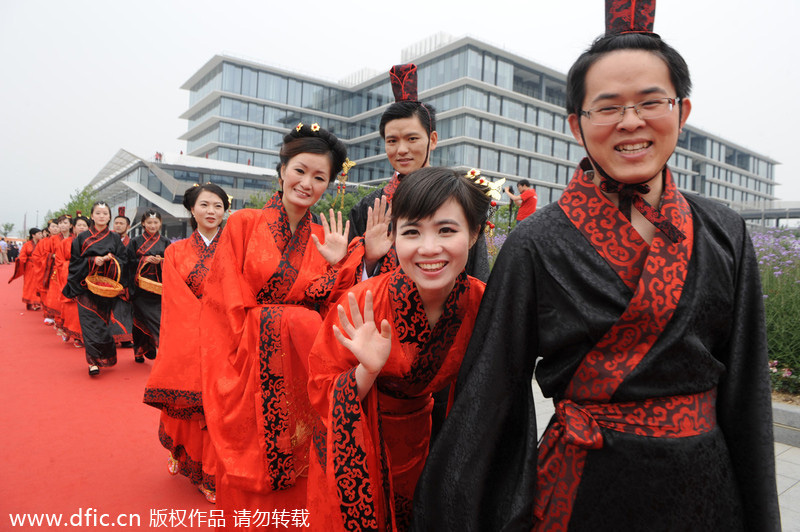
xmin=8 ymin=240 xmax=40 ymax=307
xmin=200 ymin=193 xmax=357 ymax=526
xmin=31 ymin=234 xmax=62 ymax=316
xmin=56 ymin=236 xmax=81 ymax=341
xmin=144 ymin=229 xmax=223 ymax=494
xmin=44 ymin=234 xmax=70 ymax=325
xmin=307 ymin=268 xmax=484 ymax=532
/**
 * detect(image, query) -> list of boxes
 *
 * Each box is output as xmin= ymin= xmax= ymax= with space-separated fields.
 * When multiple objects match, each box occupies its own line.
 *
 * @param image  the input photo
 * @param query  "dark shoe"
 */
xmin=88 ymin=365 xmax=100 ymax=376
xmin=120 ymin=341 xmax=134 ymax=348
xmin=134 ymin=354 xmax=145 ymax=363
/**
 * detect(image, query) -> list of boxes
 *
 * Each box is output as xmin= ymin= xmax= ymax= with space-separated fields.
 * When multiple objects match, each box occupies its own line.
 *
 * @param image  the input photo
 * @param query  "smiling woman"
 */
xmin=198 ymin=123 xmax=359 ymax=529
xmin=306 ymin=167 xmax=491 ymax=531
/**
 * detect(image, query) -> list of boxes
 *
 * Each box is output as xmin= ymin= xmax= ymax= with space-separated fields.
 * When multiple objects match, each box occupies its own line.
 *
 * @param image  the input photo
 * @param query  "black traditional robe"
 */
xmin=411 ymin=162 xmax=780 ymax=531
xmin=63 ymin=227 xmax=128 ymax=366
xmin=127 ymin=231 xmax=170 ymax=360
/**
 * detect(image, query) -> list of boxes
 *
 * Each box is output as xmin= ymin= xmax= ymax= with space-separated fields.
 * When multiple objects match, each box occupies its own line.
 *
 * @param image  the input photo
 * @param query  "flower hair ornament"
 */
xmin=465 ymin=169 xmax=504 ymax=234
xmin=334 ymin=158 xmax=357 ymax=210
xmin=296 ymin=122 xmax=303 ymax=132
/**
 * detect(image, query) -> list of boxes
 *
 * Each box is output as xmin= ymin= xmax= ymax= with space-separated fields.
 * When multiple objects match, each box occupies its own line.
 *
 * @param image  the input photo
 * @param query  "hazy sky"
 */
xmin=2 ymin=0 xmax=797 ymax=236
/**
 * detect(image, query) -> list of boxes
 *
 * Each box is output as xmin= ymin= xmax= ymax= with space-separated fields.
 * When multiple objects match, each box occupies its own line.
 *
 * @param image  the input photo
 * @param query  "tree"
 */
xmin=1 ymin=222 xmax=14 ymax=237
xmin=311 ymin=186 xmax=374 ymax=222
xmin=55 ymin=186 xmax=98 ymax=218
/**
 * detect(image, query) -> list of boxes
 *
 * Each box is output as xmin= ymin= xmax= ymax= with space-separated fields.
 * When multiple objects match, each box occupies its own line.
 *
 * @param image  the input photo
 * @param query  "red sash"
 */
xmin=535 ymin=161 xmax=699 ymax=530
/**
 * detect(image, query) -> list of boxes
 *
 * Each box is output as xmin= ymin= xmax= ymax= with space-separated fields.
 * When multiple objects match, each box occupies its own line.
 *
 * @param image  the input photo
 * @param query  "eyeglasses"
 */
xmin=580 ymin=97 xmax=680 ymax=126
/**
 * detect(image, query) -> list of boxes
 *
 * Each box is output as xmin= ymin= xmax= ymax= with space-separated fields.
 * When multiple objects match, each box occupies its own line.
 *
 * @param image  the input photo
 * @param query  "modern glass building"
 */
xmin=180 ymin=34 xmax=777 ymax=211
xmin=89 ymin=149 xmax=276 ymax=238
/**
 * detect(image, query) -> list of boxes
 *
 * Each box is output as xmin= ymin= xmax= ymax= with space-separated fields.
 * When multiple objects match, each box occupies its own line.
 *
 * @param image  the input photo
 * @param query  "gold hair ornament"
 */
xmin=335 ymin=158 xmax=357 ymax=210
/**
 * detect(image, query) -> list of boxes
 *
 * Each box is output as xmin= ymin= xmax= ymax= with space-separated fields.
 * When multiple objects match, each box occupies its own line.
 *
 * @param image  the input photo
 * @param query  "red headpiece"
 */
xmin=118 ymin=206 xmax=126 ymax=217
xmin=76 ymin=210 xmax=82 ymax=217
xmin=389 ymin=64 xmax=418 ymax=102
xmin=605 ymin=0 xmax=656 ymax=35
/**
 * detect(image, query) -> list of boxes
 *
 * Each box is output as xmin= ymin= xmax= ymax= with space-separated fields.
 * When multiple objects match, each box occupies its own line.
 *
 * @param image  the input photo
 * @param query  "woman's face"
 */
xmin=74 ymin=220 xmax=90 ymax=234
xmin=92 ymin=206 xmax=111 ymax=228
xmin=190 ymin=190 xmax=226 ymax=233
xmin=394 ymin=198 xmax=476 ymax=305
xmin=48 ymin=222 xmax=59 ymax=235
xmin=58 ymin=219 xmax=72 ymax=235
xmin=567 ymin=49 xmax=691 ymax=185
xmin=280 ymin=152 xmax=331 ymax=212
xmin=32 ymin=231 xmax=43 ymax=242
xmin=143 ymin=216 xmax=162 ymax=234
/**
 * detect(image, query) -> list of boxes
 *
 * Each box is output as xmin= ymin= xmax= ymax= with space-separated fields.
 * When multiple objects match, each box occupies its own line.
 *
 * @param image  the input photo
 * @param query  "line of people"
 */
xmin=6 ymin=2 xmax=781 ymax=528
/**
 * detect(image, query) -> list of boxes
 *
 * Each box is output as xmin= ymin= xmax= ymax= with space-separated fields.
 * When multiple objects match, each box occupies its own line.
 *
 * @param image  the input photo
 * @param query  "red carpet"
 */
xmin=0 ymin=263 xmax=212 ymax=530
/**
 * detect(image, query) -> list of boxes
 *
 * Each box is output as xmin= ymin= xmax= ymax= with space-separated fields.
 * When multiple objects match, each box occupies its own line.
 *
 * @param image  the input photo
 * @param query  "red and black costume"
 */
xmin=63 ymin=226 xmax=128 ymax=367
xmin=144 ymin=229 xmax=222 ymax=495
xmin=110 ymin=232 xmax=133 ymax=345
xmin=411 ymin=160 xmax=780 ymax=530
xmin=127 ymin=230 xmax=169 ymax=360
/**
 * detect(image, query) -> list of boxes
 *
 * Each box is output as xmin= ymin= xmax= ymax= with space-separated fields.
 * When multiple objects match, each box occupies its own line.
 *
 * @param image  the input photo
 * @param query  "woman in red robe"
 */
xmin=8 ymin=227 xmax=43 ymax=310
xmin=57 ymin=216 xmax=90 ymax=346
xmin=306 ymin=167 xmax=491 ymax=531
xmin=44 ymin=215 xmax=74 ymax=334
xmin=143 ymin=183 xmax=230 ymax=504
xmin=30 ymin=219 xmax=60 ymax=323
xmin=200 ymin=123 xmax=355 ymax=526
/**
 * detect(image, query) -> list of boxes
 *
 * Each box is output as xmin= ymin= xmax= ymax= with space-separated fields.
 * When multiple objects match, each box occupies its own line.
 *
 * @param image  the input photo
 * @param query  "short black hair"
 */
xmin=114 ymin=215 xmax=131 ymax=225
xmin=391 ymin=167 xmax=490 ymax=237
xmin=518 ymin=179 xmax=531 ymax=188
xmin=140 ymin=209 xmax=162 ymax=224
xmin=566 ymin=33 xmax=691 ymax=116
xmin=379 ymin=101 xmax=437 ymax=139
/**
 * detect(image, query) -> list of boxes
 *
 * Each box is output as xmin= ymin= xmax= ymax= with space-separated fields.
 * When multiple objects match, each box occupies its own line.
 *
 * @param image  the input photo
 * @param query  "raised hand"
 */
xmin=332 ymin=290 xmax=392 ymax=397
xmin=312 ymin=208 xmax=351 ymax=265
xmin=364 ymin=196 xmax=393 ymax=271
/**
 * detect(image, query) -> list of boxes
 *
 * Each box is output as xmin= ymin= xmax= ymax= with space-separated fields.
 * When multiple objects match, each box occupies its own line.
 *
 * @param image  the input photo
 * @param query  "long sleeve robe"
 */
xmin=411 ymin=161 xmax=780 ymax=531
xmin=199 ymin=193 xmax=358 ymax=524
xmin=307 ymin=269 xmax=485 ymax=532
xmin=144 ymin=229 xmax=222 ymax=493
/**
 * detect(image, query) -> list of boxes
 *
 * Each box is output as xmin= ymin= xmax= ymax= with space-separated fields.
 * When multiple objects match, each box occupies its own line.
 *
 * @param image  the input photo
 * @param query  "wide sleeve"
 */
xmin=63 ymin=236 xmax=89 ymax=299
xmin=307 ymin=285 xmax=388 ymax=531
xmin=715 ymin=218 xmax=781 ymax=530
xmin=411 ymin=228 xmax=541 ymax=532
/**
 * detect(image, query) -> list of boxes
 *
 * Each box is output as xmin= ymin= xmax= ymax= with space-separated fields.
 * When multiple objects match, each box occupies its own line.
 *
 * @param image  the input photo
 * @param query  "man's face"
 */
xmin=384 ymin=116 xmax=438 ymax=175
xmin=567 ymin=49 xmax=690 ymax=186
xmin=113 ymin=217 xmax=129 ymax=235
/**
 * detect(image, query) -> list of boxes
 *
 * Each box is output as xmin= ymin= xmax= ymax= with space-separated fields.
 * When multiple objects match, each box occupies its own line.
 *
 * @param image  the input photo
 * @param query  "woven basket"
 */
xmin=86 ymin=257 xmax=124 ymax=298
xmin=137 ymin=260 xmax=163 ymax=295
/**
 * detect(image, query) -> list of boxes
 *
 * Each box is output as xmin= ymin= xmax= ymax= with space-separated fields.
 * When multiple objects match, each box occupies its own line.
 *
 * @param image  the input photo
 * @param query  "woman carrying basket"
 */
xmin=63 ymin=201 xmax=128 ymax=377
xmin=127 ymin=210 xmax=169 ymax=363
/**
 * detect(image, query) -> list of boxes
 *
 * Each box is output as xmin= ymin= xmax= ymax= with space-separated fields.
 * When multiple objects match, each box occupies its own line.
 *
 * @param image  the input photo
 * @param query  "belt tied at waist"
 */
xmin=533 ymin=388 xmax=717 ymax=530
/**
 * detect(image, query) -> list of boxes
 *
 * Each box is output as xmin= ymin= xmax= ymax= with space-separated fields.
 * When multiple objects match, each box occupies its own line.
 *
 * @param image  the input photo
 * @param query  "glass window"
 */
xmin=502 ymin=99 xmax=525 ymax=122
xmin=220 ymin=123 xmax=239 ymax=145
xmin=258 ymin=72 xmax=287 ymax=103
xmin=480 ymin=120 xmax=494 ymax=142
xmin=466 ymin=88 xmax=487 ymax=111
xmin=241 ymin=68 xmax=258 ymax=97
xmin=495 ymin=124 xmax=517 ymax=147
xmin=554 ymin=115 xmax=565 ymax=134
xmin=467 ymin=48 xmax=482 ymax=79
xmin=483 ymin=54 xmax=496 ymax=84
xmin=500 ymin=152 xmax=517 ymax=174
xmin=288 ymin=79 xmax=302 ymax=107
xmin=262 ymin=130 xmax=284 ymax=150
xmin=553 ymin=139 xmax=568 ymax=159
xmin=496 ymin=59 xmax=513 ymax=90
xmin=222 ymin=63 xmax=242 ymax=94
xmin=520 ymin=130 xmax=535 ymax=151
xmin=237 ymin=150 xmax=254 ymax=165
xmin=489 ymin=95 xmax=501 ymax=115
xmin=526 ymin=105 xmax=538 ymax=125
xmin=463 ymin=144 xmax=479 ymax=167
xmin=248 ymin=103 xmax=263 ymax=124
xmin=538 ymin=135 xmax=552 ymax=156
xmin=465 ymin=116 xmax=481 ymax=138
xmin=209 ymin=174 xmax=235 ymax=187
xmin=239 ymin=126 xmax=262 ymax=148
xmin=537 ymin=110 xmax=554 ymax=129
xmin=480 ymin=147 xmax=499 ymax=171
